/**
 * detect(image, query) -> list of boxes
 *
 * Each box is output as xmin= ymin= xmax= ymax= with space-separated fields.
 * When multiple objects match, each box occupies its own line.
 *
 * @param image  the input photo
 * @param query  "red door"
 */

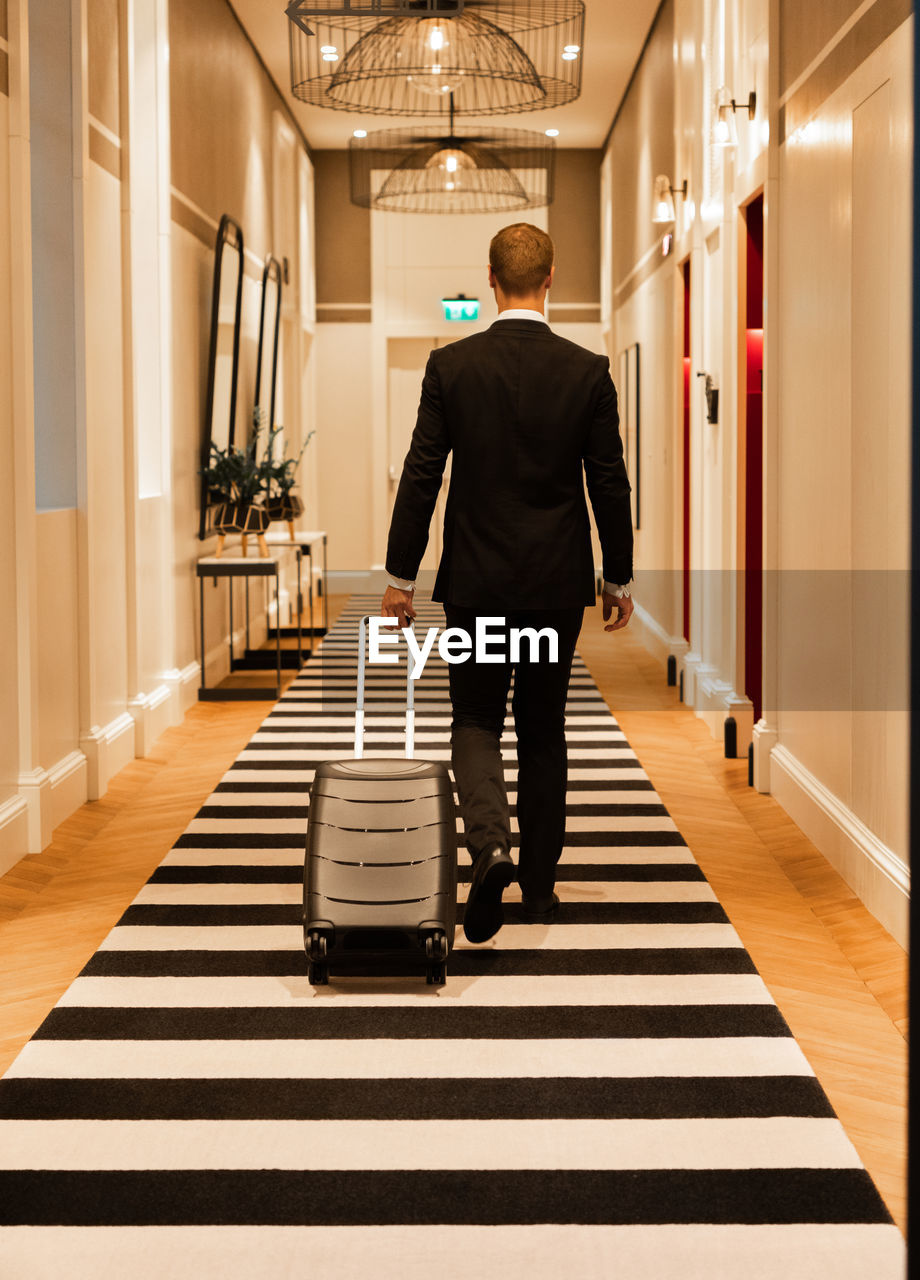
xmin=744 ymin=197 xmax=764 ymax=722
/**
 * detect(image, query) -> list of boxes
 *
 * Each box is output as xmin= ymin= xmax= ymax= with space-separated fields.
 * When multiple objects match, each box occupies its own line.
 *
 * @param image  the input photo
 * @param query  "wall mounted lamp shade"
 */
xmin=712 ymin=86 xmax=757 ymax=148
xmin=287 ymin=1 xmax=585 ymax=117
xmin=652 ymin=175 xmax=687 ymax=224
xmin=350 ymin=123 xmax=554 ymax=213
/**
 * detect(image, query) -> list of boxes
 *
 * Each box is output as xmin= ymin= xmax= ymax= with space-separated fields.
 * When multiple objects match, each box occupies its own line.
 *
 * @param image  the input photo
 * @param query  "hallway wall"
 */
xmin=769 ymin=7 xmax=911 ymax=940
xmin=602 ymin=0 xmax=911 ymax=942
xmin=168 ymin=0 xmax=315 ymax=684
xmin=0 ymin=0 xmax=29 ymax=869
xmin=0 ymin=0 xmax=316 ymax=877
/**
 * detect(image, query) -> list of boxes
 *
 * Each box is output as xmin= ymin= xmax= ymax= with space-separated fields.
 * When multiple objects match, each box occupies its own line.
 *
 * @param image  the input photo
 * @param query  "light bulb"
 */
xmin=445 ymin=181 xmax=456 ymax=191
xmin=353 ymin=129 xmax=367 ymax=138
xmin=322 ymin=51 xmax=339 ymax=62
xmin=561 ymin=51 xmax=578 ymax=61
xmin=429 ymin=26 xmax=446 ymax=52
xmin=320 ymin=45 xmax=337 ymax=54
xmin=714 ymin=117 xmax=731 ymax=144
xmin=656 ymin=201 xmax=671 ymax=220
xmin=564 ymin=44 xmax=580 ymax=53
xmin=545 ymin=128 xmax=559 ymax=137
xmin=445 ymin=154 xmax=458 ymax=172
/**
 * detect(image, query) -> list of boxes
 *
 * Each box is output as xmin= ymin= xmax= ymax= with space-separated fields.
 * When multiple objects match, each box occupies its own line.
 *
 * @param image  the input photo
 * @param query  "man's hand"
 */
xmin=381 ymin=585 xmax=416 ymax=630
xmin=603 ymin=590 xmax=634 ymax=633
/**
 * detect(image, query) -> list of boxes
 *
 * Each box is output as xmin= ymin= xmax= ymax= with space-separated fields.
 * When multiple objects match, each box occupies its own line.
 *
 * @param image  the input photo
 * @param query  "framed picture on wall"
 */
xmin=616 ymin=342 xmax=640 ymax=529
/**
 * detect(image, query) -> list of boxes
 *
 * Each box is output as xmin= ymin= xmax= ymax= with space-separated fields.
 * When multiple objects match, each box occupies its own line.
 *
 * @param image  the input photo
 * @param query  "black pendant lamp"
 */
xmin=286 ymin=1 xmax=585 ymax=117
xmin=349 ymin=95 xmax=555 ymax=213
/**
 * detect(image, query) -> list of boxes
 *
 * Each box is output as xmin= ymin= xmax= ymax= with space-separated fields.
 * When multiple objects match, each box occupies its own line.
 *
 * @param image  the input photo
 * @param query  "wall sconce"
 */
xmin=652 ymin=175 xmax=687 ymax=225
xmin=712 ymin=87 xmax=757 ymax=148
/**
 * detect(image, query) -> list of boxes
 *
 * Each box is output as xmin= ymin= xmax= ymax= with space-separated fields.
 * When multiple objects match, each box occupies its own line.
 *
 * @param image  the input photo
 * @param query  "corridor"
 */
xmin=0 ymin=0 xmax=912 ymax=1274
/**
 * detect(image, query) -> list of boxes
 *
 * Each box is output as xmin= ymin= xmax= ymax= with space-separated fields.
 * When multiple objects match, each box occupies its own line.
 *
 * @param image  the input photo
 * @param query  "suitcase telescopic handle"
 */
xmin=355 ymin=615 xmax=415 ymax=760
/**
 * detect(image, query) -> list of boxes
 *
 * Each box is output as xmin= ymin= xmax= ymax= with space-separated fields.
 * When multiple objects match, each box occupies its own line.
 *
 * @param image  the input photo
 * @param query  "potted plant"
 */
xmin=263 ymin=426 xmax=315 ymax=539
xmin=203 ymin=426 xmax=270 ymax=557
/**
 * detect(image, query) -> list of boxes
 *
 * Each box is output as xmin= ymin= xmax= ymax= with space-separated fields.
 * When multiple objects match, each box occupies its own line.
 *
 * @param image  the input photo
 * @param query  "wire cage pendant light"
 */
xmin=287 ymin=1 xmax=585 ymax=118
xmin=350 ymin=102 xmax=555 ymax=213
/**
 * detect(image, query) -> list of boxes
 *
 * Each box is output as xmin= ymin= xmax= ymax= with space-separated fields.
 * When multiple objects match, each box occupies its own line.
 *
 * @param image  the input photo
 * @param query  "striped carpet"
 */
xmin=0 ymin=597 xmax=905 ymax=1278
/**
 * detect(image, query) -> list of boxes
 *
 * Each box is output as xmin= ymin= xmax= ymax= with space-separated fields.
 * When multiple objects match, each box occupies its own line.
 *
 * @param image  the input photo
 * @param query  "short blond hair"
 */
xmin=489 ymin=223 xmax=555 ymax=295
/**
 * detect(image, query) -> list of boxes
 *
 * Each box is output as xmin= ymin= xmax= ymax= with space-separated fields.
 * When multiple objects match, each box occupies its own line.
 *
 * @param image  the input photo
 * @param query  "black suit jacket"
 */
xmin=385 ymin=319 xmax=633 ymax=610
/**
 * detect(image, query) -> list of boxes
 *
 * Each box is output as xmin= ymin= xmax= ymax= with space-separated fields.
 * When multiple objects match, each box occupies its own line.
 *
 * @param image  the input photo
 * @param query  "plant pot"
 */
xmin=213 ymin=501 xmax=270 ymax=557
xmin=267 ymin=493 xmax=304 ymax=522
xmin=267 ymin=492 xmax=304 ymax=539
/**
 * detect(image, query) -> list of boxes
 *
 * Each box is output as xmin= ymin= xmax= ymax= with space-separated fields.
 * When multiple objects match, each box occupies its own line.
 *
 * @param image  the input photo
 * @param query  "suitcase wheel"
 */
xmin=306 ymin=930 xmax=329 ymax=962
xmin=306 ymin=929 xmax=331 ymax=985
xmin=309 ymin=960 xmax=329 ymax=986
xmin=424 ymin=932 xmax=449 ymax=963
xmin=426 ymin=962 xmax=447 ymax=986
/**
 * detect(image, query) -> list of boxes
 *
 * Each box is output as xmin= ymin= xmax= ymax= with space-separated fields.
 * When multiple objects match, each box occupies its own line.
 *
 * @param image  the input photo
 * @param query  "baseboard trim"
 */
xmin=79 ymin=712 xmax=136 ymax=801
xmin=164 ymin=663 xmax=201 ymax=719
xmin=129 ymin=684 xmax=173 ymax=758
xmin=0 ymin=794 xmax=29 ymax=877
xmin=47 ymin=750 xmax=88 ymax=830
xmin=630 ymin=603 xmax=689 ymax=670
xmin=770 ymin=744 xmax=909 ymax=946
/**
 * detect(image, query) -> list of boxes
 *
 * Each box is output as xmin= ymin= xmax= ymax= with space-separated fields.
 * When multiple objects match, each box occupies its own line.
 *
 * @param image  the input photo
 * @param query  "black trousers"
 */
xmin=443 ymin=605 xmax=584 ymax=901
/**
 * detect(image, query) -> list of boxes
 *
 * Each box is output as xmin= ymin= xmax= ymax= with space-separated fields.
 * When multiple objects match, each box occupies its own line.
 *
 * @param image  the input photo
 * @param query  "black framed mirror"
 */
xmin=199 ymin=214 xmax=245 ymax=540
xmin=254 ymin=255 xmax=282 ymax=443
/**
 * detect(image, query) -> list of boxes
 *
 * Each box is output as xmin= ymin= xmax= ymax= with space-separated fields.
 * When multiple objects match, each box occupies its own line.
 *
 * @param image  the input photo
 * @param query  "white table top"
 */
xmin=264 ymin=529 xmax=327 ymax=547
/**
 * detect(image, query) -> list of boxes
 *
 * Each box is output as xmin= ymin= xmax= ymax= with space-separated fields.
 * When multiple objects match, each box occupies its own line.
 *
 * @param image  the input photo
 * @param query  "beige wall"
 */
xmin=547 ymin=149 xmax=602 ymax=319
xmin=88 ymin=0 xmax=119 ymax=136
xmin=772 ymin=14 xmax=911 ymax=911
xmin=313 ymin=150 xmax=371 ymax=316
xmin=601 ymin=0 xmax=911 ymax=941
xmin=0 ymin=69 xmax=19 ymax=809
xmin=609 ymin=0 xmax=676 ymax=304
xmin=169 ymin=0 xmax=309 ymax=263
xmin=1 ymin=0 xmax=317 ymax=872
xmin=168 ymin=0 xmax=314 ymax=678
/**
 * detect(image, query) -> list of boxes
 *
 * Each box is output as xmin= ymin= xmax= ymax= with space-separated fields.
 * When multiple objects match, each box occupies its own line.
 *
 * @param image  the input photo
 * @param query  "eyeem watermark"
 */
xmin=371 ymin=616 xmax=559 ymax=680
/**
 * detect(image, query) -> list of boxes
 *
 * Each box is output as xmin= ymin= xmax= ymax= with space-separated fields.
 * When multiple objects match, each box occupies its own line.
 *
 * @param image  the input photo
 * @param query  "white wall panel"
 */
xmin=36 ymin=510 xmax=80 ymax=772
xmin=0 ymin=87 xmax=20 ymax=804
xmin=84 ymin=162 xmax=129 ymax=728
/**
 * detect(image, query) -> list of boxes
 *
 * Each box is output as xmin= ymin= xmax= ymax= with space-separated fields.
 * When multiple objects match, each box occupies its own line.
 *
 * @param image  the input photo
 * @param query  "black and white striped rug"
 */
xmin=0 ymin=598 xmax=905 ymax=1277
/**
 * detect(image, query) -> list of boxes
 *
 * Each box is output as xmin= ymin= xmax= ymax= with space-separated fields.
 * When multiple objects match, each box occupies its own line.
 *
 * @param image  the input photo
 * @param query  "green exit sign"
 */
xmin=442 ymin=296 xmax=480 ymax=321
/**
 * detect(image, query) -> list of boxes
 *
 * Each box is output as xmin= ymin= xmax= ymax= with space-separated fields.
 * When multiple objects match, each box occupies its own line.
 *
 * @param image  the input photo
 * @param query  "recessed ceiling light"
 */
xmin=545 ymin=128 xmax=559 ymax=137
xmin=353 ymin=129 xmax=367 ymax=138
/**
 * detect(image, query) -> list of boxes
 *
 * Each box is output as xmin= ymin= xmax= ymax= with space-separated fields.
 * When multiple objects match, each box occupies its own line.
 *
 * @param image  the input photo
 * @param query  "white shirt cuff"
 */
xmin=603 ymin=581 xmax=631 ymax=598
xmin=386 ymin=574 xmax=415 ymax=591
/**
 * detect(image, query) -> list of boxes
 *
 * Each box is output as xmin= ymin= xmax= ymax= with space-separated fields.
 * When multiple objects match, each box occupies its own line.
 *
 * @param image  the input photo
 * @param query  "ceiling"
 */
xmin=230 ymin=0 xmax=662 ymax=150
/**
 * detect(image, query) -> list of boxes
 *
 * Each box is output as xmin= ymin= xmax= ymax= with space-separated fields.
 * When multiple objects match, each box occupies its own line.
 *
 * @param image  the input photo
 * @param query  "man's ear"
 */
xmin=545 ymin=264 xmax=556 ymax=291
xmin=487 ymin=264 xmax=496 ymax=288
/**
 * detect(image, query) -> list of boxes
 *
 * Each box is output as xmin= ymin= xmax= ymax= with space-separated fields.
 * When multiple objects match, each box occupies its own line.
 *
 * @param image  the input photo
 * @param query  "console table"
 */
xmin=196 ymin=548 xmax=298 ymax=701
xmin=264 ymin=528 xmax=328 ymax=637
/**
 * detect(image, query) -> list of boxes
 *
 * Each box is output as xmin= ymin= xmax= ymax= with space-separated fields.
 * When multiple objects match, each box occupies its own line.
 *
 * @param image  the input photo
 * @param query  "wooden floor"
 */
xmin=0 ymin=595 xmax=907 ymax=1234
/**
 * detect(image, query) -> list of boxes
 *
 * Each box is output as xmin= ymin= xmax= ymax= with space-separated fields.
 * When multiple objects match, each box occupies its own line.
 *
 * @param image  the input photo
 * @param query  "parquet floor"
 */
xmin=0 ymin=596 xmax=907 ymax=1234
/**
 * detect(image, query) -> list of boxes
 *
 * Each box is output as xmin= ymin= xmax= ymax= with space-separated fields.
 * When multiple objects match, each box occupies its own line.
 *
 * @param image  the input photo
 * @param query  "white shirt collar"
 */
xmin=495 ymin=308 xmax=549 ymax=325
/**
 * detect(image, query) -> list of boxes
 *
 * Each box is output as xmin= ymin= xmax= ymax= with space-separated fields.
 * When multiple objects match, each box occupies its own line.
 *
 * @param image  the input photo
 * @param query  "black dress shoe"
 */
xmin=521 ymin=892 xmax=560 ymax=924
xmin=463 ymin=845 xmax=515 ymax=943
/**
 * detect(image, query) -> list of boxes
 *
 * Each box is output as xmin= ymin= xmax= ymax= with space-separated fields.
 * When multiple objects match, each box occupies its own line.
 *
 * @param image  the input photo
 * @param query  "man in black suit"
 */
xmin=381 ymin=223 xmax=633 ymax=943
